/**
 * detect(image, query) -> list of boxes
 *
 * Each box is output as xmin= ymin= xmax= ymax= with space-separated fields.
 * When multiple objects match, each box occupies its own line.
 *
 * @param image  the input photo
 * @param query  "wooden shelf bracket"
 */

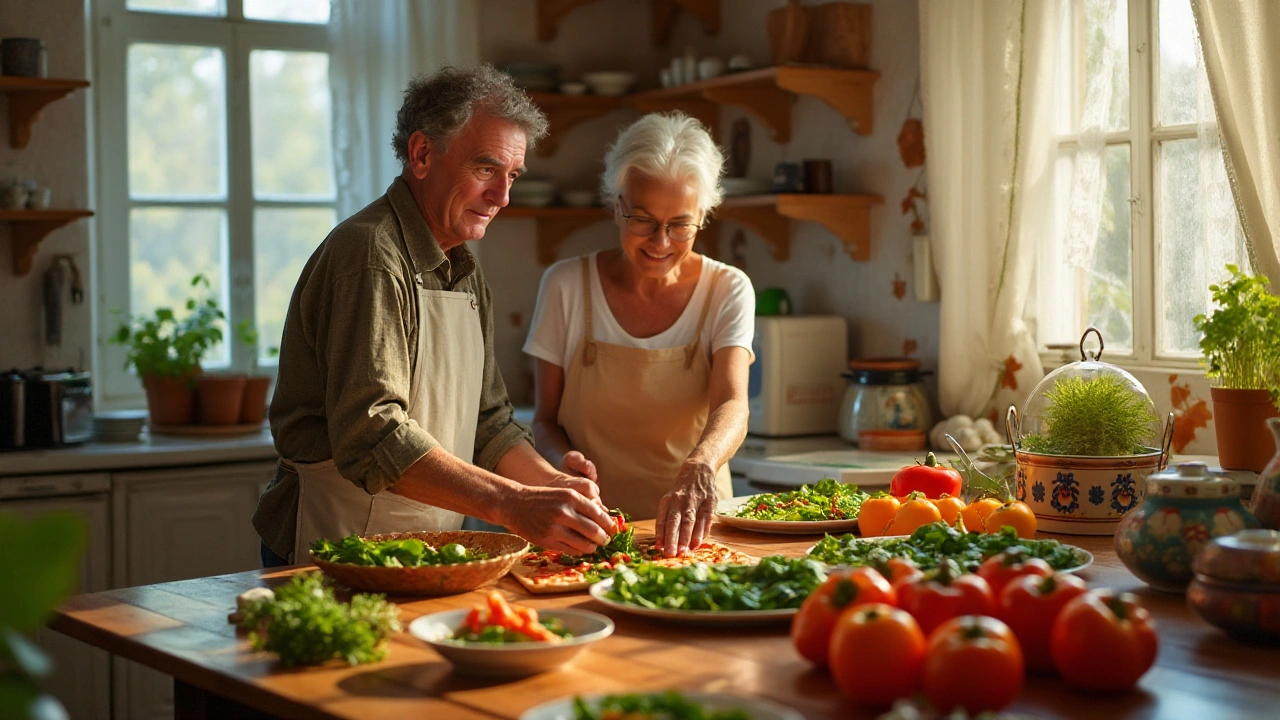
xmin=775 ymin=67 xmax=878 ymax=136
xmin=5 ymin=210 xmax=95 ymax=275
xmin=536 ymin=0 xmax=597 ymax=41
xmin=775 ymin=194 xmax=882 ymax=261
xmin=1 ymin=78 xmax=91 ymax=149
xmin=530 ymin=94 xmax=622 ymax=156
xmin=700 ymin=84 xmax=793 ymax=142
xmin=532 ymin=213 xmax=612 ymax=265
xmin=714 ymin=203 xmax=791 ymax=261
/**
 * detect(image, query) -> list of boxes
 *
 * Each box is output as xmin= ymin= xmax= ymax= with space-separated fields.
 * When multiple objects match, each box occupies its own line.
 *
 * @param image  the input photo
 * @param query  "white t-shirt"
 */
xmin=523 ymin=251 xmax=756 ymax=369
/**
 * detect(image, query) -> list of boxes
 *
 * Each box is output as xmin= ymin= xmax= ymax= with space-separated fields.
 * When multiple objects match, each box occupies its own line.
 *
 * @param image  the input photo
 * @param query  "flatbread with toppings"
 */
xmin=510 ymin=539 xmax=758 ymax=594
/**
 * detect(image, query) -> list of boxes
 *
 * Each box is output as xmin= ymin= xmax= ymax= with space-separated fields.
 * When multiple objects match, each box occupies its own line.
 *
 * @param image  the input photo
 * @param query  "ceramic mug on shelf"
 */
xmin=2 ymin=184 xmax=27 ymax=210
xmin=1 ymin=38 xmax=43 ymax=77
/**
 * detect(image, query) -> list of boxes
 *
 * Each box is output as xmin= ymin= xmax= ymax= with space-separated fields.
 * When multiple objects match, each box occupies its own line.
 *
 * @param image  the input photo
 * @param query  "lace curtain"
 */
xmin=329 ymin=0 xmax=478 ymax=220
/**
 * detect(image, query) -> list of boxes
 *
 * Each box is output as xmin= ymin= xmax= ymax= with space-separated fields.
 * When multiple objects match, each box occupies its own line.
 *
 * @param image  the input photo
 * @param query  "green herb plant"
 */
xmin=1193 ymin=264 xmax=1280 ymax=401
xmin=310 ymin=535 xmax=487 ymax=567
xmin=1020 ymin=374 xmax=1157 ymax=456
xmin=238 ymin=572 xmax=400 ymax=668
xmin=109 ymin=274 xmax=226 ymax=380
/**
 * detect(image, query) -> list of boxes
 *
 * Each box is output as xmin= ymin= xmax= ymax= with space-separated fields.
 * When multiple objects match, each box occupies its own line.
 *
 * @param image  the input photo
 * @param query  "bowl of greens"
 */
xmin=408 ymin=601 xmax=614 ymax=678
xmin=310 ymin=530 xmax=529 ymax=596
xmin=520 ymin=690 xmax=804 ymax=720
xmin=714 ymin=479 xmax=868 ymax=534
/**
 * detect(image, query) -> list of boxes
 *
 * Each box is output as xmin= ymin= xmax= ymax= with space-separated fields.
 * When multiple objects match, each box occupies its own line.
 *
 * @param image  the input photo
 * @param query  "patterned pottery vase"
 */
xmin=1115 ymin=462 xmax=1261 ymax=593
xmin=1187 ymin=529 xmax=1280 ymax=644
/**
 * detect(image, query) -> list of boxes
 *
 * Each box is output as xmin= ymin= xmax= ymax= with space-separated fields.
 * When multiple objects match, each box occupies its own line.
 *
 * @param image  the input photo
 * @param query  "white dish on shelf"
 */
xmin=560 ymin=190 xmax=598 ymax=208
xmin=582 ymin=71 xmax=636 ymax=96
xmin=721 ymin=177 xmax=771 ymax=197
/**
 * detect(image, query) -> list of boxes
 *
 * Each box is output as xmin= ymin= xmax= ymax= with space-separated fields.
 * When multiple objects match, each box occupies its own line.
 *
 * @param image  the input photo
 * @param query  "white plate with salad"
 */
xmin=521 ymin=690 xmax=804 ymax=720
xmin=713 ymin=479 xmax=867 ymax=535
xmin=804 ymin=522 xmax=1094 ymax=574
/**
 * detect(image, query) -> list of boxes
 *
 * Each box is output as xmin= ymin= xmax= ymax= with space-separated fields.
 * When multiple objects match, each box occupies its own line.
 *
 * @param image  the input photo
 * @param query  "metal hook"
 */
xmin=1079 ymin=327 xmax=1104 ymax=361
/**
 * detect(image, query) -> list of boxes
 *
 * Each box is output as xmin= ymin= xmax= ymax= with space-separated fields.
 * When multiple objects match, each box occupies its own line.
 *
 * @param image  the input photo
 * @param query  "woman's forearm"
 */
xmin=686 ymin=397 xmax=749 ymax=471
xmin=532 ymin=417 xmax=576 ymax=472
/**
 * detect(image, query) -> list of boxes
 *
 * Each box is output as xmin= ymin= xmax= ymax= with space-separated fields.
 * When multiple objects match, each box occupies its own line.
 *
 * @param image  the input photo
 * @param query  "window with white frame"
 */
xmin=1033 ymin=0 xmax=1246 ymax=366
xmin=95 ymin=0 xmax=335 ymax=405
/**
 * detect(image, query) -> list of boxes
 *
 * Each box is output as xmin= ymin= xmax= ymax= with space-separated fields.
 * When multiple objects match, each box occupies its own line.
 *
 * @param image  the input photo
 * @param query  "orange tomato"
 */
xmin=1051 ymin=590 xmax=1158 ymax=692
xmin=960 ymin=497 xmax=1003 ymax=533
xmin=828 ymin=603 xmax=927 ymax=708
xmin=985 ymin=500 xmax=1038 ymax=538
xmin=896 ymin=559 xmax=996 ymax=636
xmin=792 ymin=568 xmax=896 ymax=666
xmin=999 ymin=573 xmax=1089 ymax=673
xmin=976 ymin=551 xmax=1054 ymax=600
xmin=885 ymin=492 xmax=943 ymax=536
xmin=923 ymin=615 xmax=1025 ymax=714
xmin=930 ymin=494 xmax=966 ymax=526
xmin=878 ymin=556 xmax=924 ymax=592
xmin=858 ymin=494 xmax=901 ymax=537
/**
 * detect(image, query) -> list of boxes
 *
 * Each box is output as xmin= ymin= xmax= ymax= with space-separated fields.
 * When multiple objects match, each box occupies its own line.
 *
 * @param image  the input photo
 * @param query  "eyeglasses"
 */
xmin=618 ymin=197 xmax=701 ymax=242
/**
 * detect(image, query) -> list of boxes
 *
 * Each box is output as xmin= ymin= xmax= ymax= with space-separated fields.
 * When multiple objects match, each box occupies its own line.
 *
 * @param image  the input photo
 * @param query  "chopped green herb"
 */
xmin=733 ymin=478 xmax=868 ymax=522
xmin=806 ymin=521 xmax=1087 ymax=573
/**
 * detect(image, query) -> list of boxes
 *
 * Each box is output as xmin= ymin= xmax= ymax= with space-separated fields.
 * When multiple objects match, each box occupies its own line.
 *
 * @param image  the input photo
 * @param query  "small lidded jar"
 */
xmin=1187 ymin=529 xmax=1280 ymax=644
xmin=837 ymin=358 xmax=933 ymax=451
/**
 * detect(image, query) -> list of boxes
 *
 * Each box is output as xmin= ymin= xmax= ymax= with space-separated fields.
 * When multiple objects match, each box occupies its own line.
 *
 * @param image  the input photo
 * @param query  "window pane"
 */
xmin=130 ymin=207 xmax=229 ymax=367
xmin=1158 ymin=0 xmax=1198 ymax=127
xmin=244 ymin=0 xmax=330 ymax=23
xmin=128 ymin=44 xmax=227 ymax=199
xmin=1157 ymin=139 xmax=1246 ymax=356
xmin=1039 ymin=145 xmax=1133 ymax=352
xmin=127 ymin=0 xmax=223 ymax=16
xmin=250 ymin=51 xmax=335 ymax=200
xmin=1054 ymin=0 xmax=1129 ymax=135
xmin=254 ymin=208 xmax=335 ymax=365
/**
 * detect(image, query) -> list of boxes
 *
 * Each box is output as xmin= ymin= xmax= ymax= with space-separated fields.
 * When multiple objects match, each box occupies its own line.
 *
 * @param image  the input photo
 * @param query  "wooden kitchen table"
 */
xmin=51 ymin=520 xmax=1279 ymax=720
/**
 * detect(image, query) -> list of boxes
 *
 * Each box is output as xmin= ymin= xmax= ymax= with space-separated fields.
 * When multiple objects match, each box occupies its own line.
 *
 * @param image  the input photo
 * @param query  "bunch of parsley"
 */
xmin=239 ymin=572 xmax=401 ymax=668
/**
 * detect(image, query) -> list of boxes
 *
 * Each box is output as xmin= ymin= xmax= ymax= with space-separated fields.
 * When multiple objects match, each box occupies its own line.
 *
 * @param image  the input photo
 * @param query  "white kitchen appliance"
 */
xmin=748 ymin=316 xmax=848 ymax=436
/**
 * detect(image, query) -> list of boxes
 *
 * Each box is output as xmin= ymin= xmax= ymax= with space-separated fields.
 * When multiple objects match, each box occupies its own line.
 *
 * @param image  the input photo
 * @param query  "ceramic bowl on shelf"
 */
xmin=509 ymin=177 xmax=557 ymax=207
xmin=558 ymin=81 xmax=587 ymax=96
xmin=721 ymin=177 xmax=771 ymax=197
xmin=582 ymin=71 xmax=636 ymax=96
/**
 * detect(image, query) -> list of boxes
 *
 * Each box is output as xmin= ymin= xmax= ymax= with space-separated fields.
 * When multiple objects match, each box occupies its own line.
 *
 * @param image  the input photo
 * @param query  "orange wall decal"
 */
xmin=1168 ymin=374 xmax=1212 ymax=453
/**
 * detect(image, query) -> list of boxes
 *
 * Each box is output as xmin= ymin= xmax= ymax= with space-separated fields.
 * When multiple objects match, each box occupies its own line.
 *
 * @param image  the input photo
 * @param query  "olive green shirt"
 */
xmin=252 ymin=178 xmax=533 ymax=559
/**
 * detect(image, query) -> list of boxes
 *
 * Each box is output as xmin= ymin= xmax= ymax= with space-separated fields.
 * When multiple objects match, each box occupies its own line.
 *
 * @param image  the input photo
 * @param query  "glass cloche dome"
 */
xmin=1012 ymin=328 xmax=1162 ymax=457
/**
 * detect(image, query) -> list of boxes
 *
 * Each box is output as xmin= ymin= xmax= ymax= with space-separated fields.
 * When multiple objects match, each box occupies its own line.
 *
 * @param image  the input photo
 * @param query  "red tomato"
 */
xmin=896 ymin=559 xmax=996 ymax=636
xmin=791 ymin=568 xmax=896 ymax=666
xmin=1051 ymin=590 xmax=1159 ymax=692
xmin=999 ymin=572 xmax=1089 ymax=673
xmin=828 ymin=603 xmax=927 ymax=708
xmin=877 ymin=557 xmax=924 ymax=592
xmin=923 ymin=615 xmax=1025 ymax=714
xmin=976 ymin=551 xmax=1054 ymax=600
xmin=889 ymin=452 xmax=963 ymax=498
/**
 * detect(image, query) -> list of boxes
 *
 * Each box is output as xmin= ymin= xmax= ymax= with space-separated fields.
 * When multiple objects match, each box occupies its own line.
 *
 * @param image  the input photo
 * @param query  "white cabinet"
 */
xmin=3 ymin=484 xmax=112 ymax=720
xmin=111 ymin=460 xmax=275 ymax=720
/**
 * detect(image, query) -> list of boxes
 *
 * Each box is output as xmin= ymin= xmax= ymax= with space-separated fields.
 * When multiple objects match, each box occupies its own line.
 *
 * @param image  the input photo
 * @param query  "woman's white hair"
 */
xmin=600 ymin=112 xmax=726 ymax=220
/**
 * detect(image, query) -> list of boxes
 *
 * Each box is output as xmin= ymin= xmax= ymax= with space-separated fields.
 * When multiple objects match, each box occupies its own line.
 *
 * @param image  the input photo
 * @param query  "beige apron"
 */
xmin=289 ymin=280 xmax=484 ymax=561
xmin=558 ymin=256 xmax=733 ymax=519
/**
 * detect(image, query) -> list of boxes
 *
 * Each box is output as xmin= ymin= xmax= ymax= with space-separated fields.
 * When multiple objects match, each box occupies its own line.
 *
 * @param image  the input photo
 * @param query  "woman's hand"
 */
xmin=558 ymin=450 xmax=598 ymax=482
xmin=655 ymin=460 xmax=719 ymax=558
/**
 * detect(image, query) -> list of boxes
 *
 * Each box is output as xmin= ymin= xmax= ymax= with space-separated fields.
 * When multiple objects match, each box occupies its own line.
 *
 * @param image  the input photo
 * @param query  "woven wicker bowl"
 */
xmin=311 ymin=530 xmax=530 ymax=596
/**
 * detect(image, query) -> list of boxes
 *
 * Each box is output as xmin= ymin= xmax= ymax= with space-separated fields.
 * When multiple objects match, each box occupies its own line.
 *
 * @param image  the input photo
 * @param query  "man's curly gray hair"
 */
xmin=391 ymin=64 xmax=549 ymax=163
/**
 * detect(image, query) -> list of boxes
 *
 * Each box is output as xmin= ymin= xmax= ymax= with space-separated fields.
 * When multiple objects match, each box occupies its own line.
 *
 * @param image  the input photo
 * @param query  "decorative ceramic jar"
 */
xmin=1115 ymin=462 xmax=1260 ymax=593
xmin=838 ymin=358 xmax=933 ymax=451
xmin=1008 ymin=328 xmax=1173 ymax=535
xmin=1187 ymin=529 xmax=1280 ymax=644
xmin=1248 ymin=418 xmax=1280 ymax=530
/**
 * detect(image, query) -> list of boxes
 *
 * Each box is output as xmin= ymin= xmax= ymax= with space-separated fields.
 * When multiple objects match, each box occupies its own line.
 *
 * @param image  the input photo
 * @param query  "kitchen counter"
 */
xmin=0 ymin=427 xmax=276 ymax=476
xmin=51 ymin=521 xmax=1280 ymax=720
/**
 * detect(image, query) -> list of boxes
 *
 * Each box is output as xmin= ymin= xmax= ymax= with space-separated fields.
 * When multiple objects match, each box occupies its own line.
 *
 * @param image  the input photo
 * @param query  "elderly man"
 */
xmin=252 ymin=65 xmax=615 ymax=567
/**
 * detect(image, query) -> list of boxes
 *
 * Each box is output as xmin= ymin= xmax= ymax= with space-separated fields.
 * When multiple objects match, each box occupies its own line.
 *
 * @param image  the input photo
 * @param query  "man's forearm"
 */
xmin=494 ymin=439 xmax=562 ymax=487
xmin=390 ymin=447 xmax=524 ymax=527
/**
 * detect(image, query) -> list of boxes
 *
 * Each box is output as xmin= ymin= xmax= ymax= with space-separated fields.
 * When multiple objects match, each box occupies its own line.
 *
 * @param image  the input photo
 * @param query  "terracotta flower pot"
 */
xmin=239 ymin=375 xmax=272 ymax=425
xmin=1211 ymin=387 xmax=1280 ymax=472
xmin=142 ymin=373 xmax=198 ymax=426
xmin=196 ymin=373 xmax=247 ymax=426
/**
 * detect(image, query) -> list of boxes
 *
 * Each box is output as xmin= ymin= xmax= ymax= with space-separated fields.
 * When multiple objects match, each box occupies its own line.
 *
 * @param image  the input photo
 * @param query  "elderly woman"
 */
xmin=523 ymin=113 xmax=755 ymax=557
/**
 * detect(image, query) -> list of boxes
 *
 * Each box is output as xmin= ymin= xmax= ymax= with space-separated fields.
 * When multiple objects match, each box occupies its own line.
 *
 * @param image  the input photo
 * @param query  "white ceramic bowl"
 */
xmin=559 ymin=82 xmax=587 ymax=96
xmin=510 ymin=178 xmax=557 ymax=207
xmin=721 ymin=177 xmax=771 ymax=197
xmin=560 ymin=190 xmax=597 ymax=208
xmin=408 ymin=608 xmax=614 ymax=678
xmin=582 ymin=71 xmax=636 ymax=97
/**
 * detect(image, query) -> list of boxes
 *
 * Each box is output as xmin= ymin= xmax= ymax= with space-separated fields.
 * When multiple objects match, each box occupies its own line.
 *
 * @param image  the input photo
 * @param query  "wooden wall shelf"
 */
xmin=1 ymin=209 xmax=94 ymax=275
xmin=527 ymin=92 xmax=623 ymax=156
xmin=501 ymin=205 xmax=611 ymax=264
xmin=536 ymin=0 xmax=719 ymax=45
xmin=715 ymin=194 xmax=882 ymax=261
xmin=0 ymin=77 xmax=91 ymax=149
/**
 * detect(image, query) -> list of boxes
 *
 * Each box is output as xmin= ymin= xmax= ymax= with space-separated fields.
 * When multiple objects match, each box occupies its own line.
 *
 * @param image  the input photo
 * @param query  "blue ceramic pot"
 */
xmin=1115 ymin=462 xmax=1260 ymax=593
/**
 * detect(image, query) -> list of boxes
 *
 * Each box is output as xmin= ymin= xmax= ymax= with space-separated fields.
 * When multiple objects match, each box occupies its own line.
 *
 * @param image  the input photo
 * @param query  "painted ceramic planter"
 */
xmin=1115 ymin=462 xmax=1261 ymax=593
xmin=1013 ymin=445 xmax=1165 ymax=535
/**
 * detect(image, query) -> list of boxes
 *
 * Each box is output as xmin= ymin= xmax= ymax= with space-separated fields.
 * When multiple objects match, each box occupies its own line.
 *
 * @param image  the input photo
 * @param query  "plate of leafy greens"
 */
xmin=588 ymin=555 xmax=827 ymax=625
xmin=805 ymin=521 xmax=1092 ymax=574
xmin=520 ymin=690 xmax=804 ymax=720
xmin=714 ymin=479 xmax=869 ymax=535
xmin=310 ymin=530 xmax=530 ymax=596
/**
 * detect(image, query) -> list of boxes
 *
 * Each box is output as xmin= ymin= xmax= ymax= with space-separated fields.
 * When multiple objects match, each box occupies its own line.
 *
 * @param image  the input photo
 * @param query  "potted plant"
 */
xmin=236 ymin=320 xmax=276 ymax=425
xmin=110 ymin=274 xmax=225 ymax=426
xmin=1193 ymin=264 xmax=1280 ymax=472
xmin=1007 ymin=328 xmax=1171 ymax=535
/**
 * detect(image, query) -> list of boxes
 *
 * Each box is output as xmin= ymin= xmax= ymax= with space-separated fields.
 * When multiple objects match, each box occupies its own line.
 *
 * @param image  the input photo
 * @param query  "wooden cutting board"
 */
xmin=766 ymin=1 xmax=871 ymax=69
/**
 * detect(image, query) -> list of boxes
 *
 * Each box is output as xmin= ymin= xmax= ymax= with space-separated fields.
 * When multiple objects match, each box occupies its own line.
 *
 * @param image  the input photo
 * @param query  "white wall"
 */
xmin=0 ymin=0 xmax=92 ymax=372
xmin=476 ymin=0 xmax=939 ymax=405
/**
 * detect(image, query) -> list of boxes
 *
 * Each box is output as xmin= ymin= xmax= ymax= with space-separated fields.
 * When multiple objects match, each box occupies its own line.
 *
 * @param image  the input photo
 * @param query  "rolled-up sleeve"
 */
xmin=322 ymin=267 xmax=438 ymax=493
xmin=471 ymin=273 xmax=535 ymax=470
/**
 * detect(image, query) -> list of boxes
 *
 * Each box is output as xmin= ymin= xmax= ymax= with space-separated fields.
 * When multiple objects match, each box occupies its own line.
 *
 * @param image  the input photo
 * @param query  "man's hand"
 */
xmin=502 ymin=485 xmax=614 ymax=555
xmin=544 ymin=472 xmax=602 ymax=503
xmin=655 ymin=460 xmax=719 ymax=558
xmin=558 ymin=450 xmax=598 ymax=482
